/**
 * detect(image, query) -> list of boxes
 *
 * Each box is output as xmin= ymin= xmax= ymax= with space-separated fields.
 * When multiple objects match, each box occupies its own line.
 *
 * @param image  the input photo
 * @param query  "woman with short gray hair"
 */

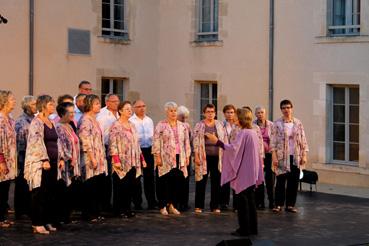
xmin=0 ymin=90 xmax=17 ymax=228
xmin=14 ymin=95 xmax=37 ymax=218
xmin=152 ymin=102 xmax=191 ymax=215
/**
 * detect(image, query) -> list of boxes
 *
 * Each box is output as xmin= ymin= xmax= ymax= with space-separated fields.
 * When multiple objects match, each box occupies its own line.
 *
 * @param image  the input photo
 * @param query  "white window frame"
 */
xmin=327 ymin=0 xmax=360 ymax=36
xmin=329 ymin=85 xmax=359 ymax=165
xmin=102 ymin=0 xmax=128 ymax=38
xmin=197 ymin=0 xmax=219 ymax=41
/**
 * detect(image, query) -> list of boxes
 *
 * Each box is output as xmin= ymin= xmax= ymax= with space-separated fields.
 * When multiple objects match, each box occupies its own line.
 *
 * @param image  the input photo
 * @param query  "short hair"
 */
xmin=56 ymin=102 xmax=74 ymax=118
xmin=117 ymin=100 xmax=131 ymax=116
xmin=105 ymin=93 xmax=118 ymax=102
xmin=78 ymin=80 xmax=91 ymax=88
xmin=280 ymin=99 xmax=293 ymax=109
xmin=177 ymin=105 xmax=190 ymax=117
xmin=75 ymin=93 xmax=86 ymax=101
xmin=164 ymin=101 xmax=178 ymax=111
xmin=237 ymin=108 xmax=253 ymax=129
xmin=36 ymin=95 xmax=54 ymax=112
xmin=255 ymin=106 xmax=266 ymax=113
xmin=83 ymin=94 xmax=100 ymax=112
xmin=21 ymin=95 xmax=36 ymax=113
xmin=0 ymin=90 xmax=12 ymax=111
xmin=202 ymin=103 xmax=216 ymax=113
xmin=57 ymin=94 xmax=74 ymax=105
xmin=223 ymin=104 xmax=236 ymax=113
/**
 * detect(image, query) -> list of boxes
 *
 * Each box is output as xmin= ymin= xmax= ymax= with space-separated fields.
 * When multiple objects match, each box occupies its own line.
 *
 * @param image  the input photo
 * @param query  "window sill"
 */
xmin=191 ymin=40 xmax=223 ymax=47
xmin=315 ymin=35 xmax=369 ymax=44
xmin=311 ymin=162 xmax=369 ymax=175
xmin=98 ymin=35 xmax=131 ymax=45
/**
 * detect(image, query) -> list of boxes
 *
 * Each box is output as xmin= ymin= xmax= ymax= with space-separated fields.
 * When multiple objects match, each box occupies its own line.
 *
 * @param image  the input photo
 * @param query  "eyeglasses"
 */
xmin=67 ymin=111 xmax=75 ymax=115
xmin=205 ymin=111 xmax=215 ymax=114
xmin=134 ymin=105 xmax=146 ymax=108
xmin=81 ymin=88 xmax=92 ymax=91
xmin=281 ymin=106 xmax=292 ymax=110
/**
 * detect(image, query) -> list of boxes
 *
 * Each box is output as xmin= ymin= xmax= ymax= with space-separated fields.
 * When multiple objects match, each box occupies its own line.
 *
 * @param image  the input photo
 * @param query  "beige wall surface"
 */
xmin=1 ymin=0 xmax=368 ymax=186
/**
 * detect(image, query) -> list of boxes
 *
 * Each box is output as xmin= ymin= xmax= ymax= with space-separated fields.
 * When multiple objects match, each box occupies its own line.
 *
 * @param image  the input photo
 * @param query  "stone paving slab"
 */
xmin=1 ymin=186 xmax=369 ymax=246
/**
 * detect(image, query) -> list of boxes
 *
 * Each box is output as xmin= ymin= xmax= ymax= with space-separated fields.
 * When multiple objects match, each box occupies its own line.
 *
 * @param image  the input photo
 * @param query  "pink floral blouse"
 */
xmin=270 ymin=117 xmax=309 ymax=176
xmin=0 ymin=113 xmax=17 ymax=182
xmin=109 ymin=121 xmax=142 ymax=179
xmin=193 ymin=120 xmax=227 ymax=182
xmin=152 ymin=120 xmax=191 ymax=178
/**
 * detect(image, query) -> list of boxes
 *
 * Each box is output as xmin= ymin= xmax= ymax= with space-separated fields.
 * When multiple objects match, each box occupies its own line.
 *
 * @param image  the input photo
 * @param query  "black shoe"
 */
xmin=134 ymin=205 xmax=143 ymax=211
xmin=147 ymin=204 xmax=159 ymax=210
xmin=220 ymin=205 xmax=229 ymax=210
xmin=268 ymin=203 xmax=274 ymax=209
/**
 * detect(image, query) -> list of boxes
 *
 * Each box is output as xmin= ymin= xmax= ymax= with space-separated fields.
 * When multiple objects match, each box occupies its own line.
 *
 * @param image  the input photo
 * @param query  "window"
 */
xmin=197 ymin=0 xmax=219 ymax=41
xmin=68 ymin=29 xmax=90 ymax=55
xmin=331 ymin=86 xmax=359 ymax=164
xmin=200 ymin=82 xmax=217 ymax=119
xmin=102 ymin=0 xmax=128 ymax=39
xmin=328 ymin=0 xmax=360 ymax=36
xmin=101 ymin=78 xmax=125 ymax=107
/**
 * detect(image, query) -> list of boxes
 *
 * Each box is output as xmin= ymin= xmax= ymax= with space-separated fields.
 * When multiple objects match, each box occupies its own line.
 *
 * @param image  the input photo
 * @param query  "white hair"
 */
xmin=164 ymin=101 xmax=178 ymax=111
xmin=255 ymin=106 xmax=266 ymax=113
xmin=177 ymin=105 xmax=190 ymax=117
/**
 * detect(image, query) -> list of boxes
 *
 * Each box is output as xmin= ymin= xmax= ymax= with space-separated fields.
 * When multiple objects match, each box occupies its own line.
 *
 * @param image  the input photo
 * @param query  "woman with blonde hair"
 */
xmin=206 ymin=108 xmax=264 ymax=236
xmin=0 ymin=90 xmax=17 ymax=228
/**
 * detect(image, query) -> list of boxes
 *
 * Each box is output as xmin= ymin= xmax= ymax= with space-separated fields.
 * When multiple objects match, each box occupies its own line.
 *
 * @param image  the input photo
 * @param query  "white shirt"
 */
xmin=129 ymin=114 xmax=154 ymax=148
xmin=74 ymin=106 xmax=83 ymax=124
xmin=96 ymin=106 xmax=119 ymax=145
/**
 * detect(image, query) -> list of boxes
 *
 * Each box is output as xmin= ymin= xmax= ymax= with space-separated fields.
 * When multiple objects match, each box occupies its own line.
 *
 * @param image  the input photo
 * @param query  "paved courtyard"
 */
xmin=1 ymin=181 xmax=369 ymax=246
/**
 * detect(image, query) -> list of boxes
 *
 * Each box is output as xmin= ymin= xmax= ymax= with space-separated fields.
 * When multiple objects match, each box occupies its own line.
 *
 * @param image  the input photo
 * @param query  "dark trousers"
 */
xmin=195 ymin=155 xmax=221 ymax=210
xmin=141 ymin=147 xmax=157 ymax=207
xmin=82 ymin=174 xmax=104 ymax=220
xmin=275 ymin=156 xmax=300 ymax=207
xmin=237 ymin=186 xmax=258 ymax=235
xmin=0 ymin=181 xmax=10 ymax=222
xmin=14 ymin=151 xmax=31 ymax=217
xmin=31 ymin=161 xmax=58 ymax=226
xmin=220 ymin=182 xmax=231 ymax=207
xmin=156 ymin=157 xmax=185 ymax=209
xmin=132 ymin=176 xmax=143 ymax=208
xmin=103 ymin=146 xmax=113 ymax=211
xmin=179 ymin=164 xmax=191 ymax=209
xmin=255 ymin=153 xmax=275 ymax=208
xmin=112 ymin=168 xmax=136 ymax=215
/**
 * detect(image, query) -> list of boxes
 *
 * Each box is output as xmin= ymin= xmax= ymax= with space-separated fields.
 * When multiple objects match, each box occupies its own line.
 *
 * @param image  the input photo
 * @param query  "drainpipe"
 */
xmin=268 ymin=0 xmax=274 ymax=120
xmin=29 ymin=0 xmax=34 ymax=95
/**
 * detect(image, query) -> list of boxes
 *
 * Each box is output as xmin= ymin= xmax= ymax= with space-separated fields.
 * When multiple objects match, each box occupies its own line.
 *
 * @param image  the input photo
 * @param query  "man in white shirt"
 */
xmin=130 ymin=99 xmax=158 ymax=209
xmin=96 ymin=93 xmax=120 ymax=212
xmin=74 ymin=93 xmax=86 ymax=124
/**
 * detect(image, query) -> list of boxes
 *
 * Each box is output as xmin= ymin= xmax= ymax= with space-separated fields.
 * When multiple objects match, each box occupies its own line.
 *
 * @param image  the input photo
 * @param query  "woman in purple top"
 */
xmin=206 ymin=108 xmax=264 ymax=237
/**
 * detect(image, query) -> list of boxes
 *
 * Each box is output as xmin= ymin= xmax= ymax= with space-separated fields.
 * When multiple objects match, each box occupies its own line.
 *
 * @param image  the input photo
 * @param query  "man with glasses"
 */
xmin=129 ymin=100 xmax=158 ymax=210
xmin=96 ymin=94 xmax=120 ymax=213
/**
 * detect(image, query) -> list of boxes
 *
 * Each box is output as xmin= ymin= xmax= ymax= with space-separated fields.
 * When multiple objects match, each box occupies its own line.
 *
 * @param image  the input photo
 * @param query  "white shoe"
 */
xmin=45 ymin=224 xmax=57 ymax=232
xmin=160 ymin=208 xmax=169 ymax=215
xmin=168 ymin=205 xmax=181 ymax=215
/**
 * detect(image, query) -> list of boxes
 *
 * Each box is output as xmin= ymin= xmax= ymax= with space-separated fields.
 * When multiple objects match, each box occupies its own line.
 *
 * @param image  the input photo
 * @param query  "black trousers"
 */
xmin=179 ymin=164 xmax=191 ymax=209
xmin=195 ymin=155 xmax=221 ymax=210
xmin=275 ymin=156 xmax=300 ymax=207
xmin=237 ymin=186 xmax=257 ymax=235
xmin=255 ymin=153 xmax=275 ymax=208
xmin=141 ymin=147 xmax=158 ymax=207
xmin=31 ymin=161 xmax=58 ymax=226
xmin=0 ymin=180 xmax=10 ymax=222
xmin=132 ymin=176 xmax=143 ymax=208
xmin=82 ymin=174 xmax=105 ymax=220
xmin=14 ymin=151 xmax=31 ymax=217
xmin=220 ymin=182 xmax=231 ymax=207
xmin=103 ymin=146 xmax=113 ymax=211
xmin=156 ymin=156 xmax=185 ymax=209
xmin=112 ymin=168 xmax=136 ymax=215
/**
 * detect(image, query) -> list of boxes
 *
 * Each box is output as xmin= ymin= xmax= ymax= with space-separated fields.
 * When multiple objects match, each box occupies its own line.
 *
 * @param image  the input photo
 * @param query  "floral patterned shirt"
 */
xmin=0 ymin=113 xmax=17 ymax=182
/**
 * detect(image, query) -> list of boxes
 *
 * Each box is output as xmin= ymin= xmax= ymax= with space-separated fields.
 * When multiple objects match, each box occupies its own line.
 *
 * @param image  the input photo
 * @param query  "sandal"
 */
xmin=272 ymin=206 xmax=282 ymax=213
xmin=285 ymin=206 xmax=298 ymax=213
xmin=32 ymin=226 xmax=50 ymax=234
xmin=212 ymin=209 xmax=221 ymax=214
xmin=0 ymin=221 xmax=10 ymax=228
xmin=194 ymin=208 xmax=202 ymax=213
